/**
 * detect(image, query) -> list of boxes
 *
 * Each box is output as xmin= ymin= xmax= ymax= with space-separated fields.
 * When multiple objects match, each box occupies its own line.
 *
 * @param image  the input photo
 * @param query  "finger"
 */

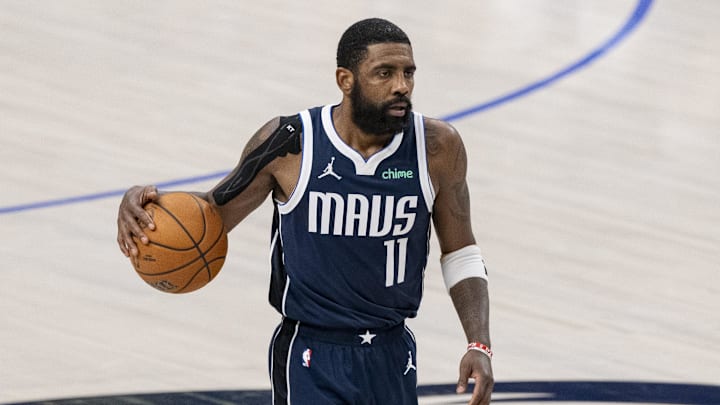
xmin=117 ymin=233 xmax=129 ymax=257
xmin=143 ymin=186 xmax=158 ymax=200
xmin=119 ymin=205 xmax=150 ymax=243
xmin=121 ymin=227 xmax=141 ymax=257
xmin=479 ymin=381 xmax=493 ymax=405
xmin=140 ymin=186 xmax=159 ymax=230
xmin=135 ymin=209 xmax=155 ymax=232
xmin=118 ymin=214 xmax=147 ymax=257
xmin=129 ymin=249 xmax=140 ymax=268
xmin=456 ymin=364 xmax=470 ymax=394
xmin=129 ymin=202 xmax=155 ymax=232
xmin=468 ymin=377 xmax=483 ymax=405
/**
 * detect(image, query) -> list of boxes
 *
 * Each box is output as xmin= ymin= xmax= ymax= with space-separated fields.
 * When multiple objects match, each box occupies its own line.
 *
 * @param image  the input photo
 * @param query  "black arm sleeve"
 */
xmin=213 ymin=115 xmax=302 ymax=206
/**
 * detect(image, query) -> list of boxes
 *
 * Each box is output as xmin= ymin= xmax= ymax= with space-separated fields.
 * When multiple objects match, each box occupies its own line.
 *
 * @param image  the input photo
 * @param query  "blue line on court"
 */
xmin=441 ymin=0 xmax=653 ymax=122
xmin=0 ymin=171 xmax=231 ymax=215
xmin=0 ymin=0 xmax=652 ymax=215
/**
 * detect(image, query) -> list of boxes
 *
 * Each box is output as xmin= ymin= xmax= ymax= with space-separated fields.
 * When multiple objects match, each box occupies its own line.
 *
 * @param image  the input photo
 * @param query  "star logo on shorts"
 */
xmin=358 ymin=330 xmax=376 ymax=344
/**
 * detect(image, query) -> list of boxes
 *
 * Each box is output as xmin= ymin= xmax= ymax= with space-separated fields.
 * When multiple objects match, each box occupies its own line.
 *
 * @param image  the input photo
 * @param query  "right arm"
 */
xmin=116 ymin=116 xmax=294 ymax=257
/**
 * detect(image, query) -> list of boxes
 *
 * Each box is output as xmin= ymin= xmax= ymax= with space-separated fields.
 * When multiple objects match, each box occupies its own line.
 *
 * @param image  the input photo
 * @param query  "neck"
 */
xmin=332 ymin=102 xmax=395 ymax=160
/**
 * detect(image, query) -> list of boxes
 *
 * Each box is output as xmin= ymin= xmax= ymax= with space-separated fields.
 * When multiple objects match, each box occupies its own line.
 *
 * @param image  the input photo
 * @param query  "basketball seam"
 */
xmin=176 ymin=256 xmax=227 ymax=292
xmin=152 ymin=193 xmax=214 ymax=292
xmin=134 ymin=217 xmax=227 ymax=276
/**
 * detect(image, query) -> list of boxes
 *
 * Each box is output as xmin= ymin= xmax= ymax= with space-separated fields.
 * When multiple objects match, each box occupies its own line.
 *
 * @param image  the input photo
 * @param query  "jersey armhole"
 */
xmin=415 ymin=113 xmax=435 ymax=212
xmin=276 ymin=109 xmax=314 ymax=214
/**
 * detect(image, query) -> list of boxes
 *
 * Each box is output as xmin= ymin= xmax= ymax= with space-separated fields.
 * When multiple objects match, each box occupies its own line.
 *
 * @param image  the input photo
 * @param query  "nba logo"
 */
xmin=302 ymin=348 xmax=312 ymax=368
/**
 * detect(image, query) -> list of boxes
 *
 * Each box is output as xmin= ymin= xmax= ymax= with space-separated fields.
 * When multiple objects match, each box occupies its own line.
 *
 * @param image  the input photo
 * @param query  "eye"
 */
xmin=404 ymin=70 xmax=415 ymax=79
xmin=378 ymin=70 xmax=391 ymax=78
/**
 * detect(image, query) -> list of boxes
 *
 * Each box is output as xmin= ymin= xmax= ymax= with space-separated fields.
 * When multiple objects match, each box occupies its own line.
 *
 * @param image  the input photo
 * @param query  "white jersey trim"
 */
xmin=278 ymin=217 xmax=291 ymax=317
xmin=321 ymin=104 xmax=404 ymax=176
xmin=269 ymin=323 xmax=282 ymax=405
xmin=268 ymin=228 xmax=290 ymax=317
xmin=285 ymin=322 xmax=300 ymax=404
xmin=414 ymin=113 xmax=435 ymax=212
xmin=277 ymin=109 xmax=314 ymax=215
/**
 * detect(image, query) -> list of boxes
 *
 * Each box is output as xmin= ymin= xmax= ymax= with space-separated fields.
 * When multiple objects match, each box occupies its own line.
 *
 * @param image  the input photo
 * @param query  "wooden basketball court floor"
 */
xmin=1 ymin=1 xmax=718 ymax=403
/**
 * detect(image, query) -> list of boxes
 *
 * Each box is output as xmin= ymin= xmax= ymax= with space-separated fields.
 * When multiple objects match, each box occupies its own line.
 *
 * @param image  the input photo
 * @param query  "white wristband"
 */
xmin=440 ymin=245 xmax=488 ymax=291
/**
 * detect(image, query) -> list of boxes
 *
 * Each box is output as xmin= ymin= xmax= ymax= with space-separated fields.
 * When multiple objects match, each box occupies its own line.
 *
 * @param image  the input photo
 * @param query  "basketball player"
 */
xmin=117 ymin=18 xmax=493 ymax=405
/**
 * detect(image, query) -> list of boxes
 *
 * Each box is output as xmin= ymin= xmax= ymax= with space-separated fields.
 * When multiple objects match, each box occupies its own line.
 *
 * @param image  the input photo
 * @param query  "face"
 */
xmin=349 ymin=43 xmax=416 ymax=136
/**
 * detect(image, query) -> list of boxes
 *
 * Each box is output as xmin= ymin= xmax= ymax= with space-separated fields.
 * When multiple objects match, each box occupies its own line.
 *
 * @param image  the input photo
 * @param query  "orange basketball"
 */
xmin=131 ymin=192 xmax=228 ymax=293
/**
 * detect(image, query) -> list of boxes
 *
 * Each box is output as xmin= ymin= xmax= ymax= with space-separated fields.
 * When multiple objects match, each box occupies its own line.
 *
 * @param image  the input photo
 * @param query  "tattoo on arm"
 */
xmin=449 ymin=141 xmax=472 ymax=222
xmin=213 ymin=115 xmax=302 ymax=206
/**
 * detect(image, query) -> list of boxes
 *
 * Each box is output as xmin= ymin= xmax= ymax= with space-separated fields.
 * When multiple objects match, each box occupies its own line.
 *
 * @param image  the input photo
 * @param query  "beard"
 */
xmin=350 ymin=82 xmax=413 ymax=136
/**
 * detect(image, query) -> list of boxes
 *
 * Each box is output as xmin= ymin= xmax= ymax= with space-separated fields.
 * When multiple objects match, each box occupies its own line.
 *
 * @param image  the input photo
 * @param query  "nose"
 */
xmin=392 ymin=73 xmax=410 ymax=96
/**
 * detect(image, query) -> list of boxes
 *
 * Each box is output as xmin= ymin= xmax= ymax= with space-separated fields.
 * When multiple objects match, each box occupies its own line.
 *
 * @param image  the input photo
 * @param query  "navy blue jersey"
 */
xmin=269 ymin=105 xmax=435 ymax=329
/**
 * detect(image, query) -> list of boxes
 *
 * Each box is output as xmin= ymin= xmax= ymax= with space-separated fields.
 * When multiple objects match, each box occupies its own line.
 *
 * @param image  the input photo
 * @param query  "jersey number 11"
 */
xmin=384 ymin=238 xmax=408 ymax=287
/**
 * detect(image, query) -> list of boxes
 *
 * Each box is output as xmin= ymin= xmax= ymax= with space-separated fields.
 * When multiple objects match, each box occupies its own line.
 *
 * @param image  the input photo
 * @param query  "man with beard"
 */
xmin=117 ymin=18 xmax=493 ymax=405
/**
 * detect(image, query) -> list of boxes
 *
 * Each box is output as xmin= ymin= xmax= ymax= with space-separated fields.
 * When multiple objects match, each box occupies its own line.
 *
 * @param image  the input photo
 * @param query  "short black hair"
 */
xmin=336 ymin=18 xmax=411 ymax=72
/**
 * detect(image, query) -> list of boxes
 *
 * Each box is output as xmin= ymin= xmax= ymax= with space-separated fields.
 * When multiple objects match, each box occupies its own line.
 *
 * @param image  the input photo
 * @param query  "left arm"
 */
xmin=449 ymin=277 xmax=492 ymax=405
xmin=426 ymin=118 xmax=493 ymax=405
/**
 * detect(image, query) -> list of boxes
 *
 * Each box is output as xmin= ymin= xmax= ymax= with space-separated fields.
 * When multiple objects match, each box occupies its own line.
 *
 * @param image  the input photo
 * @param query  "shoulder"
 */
xmin=423 ymin=116 xmax=464 ymax=159
xmin=423 ymin=116 xmax=459 ymax=138
xmin=241 ymin=117 xmax=280 ymax=157
xmin=242 ymin=114 xmax=303 ymax=158
xmin=422 ymin=117 xmax=467 ymax=187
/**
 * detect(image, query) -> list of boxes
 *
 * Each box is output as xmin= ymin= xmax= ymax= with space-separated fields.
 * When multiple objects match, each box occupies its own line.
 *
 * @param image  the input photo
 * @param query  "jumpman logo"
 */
xmin=403 ymin=351 xmax=416 ymax=375
xmin=318 ymin=156 xmax=342 ymax=180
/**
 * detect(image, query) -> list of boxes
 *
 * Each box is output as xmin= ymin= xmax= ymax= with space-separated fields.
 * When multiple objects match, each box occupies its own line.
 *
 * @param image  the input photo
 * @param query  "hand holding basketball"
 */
xmin=118 ymin=189 xmax=228 ymax=293
xmin=128 ymin=192 xmax=228 ymax=293
xmin=117 ymin=185 xmax=159 ymax=257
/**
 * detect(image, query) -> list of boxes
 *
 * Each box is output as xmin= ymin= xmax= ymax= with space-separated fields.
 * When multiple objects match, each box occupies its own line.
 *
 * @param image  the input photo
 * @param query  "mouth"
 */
xmin=387 ymin=102 xmax=409 ymax=117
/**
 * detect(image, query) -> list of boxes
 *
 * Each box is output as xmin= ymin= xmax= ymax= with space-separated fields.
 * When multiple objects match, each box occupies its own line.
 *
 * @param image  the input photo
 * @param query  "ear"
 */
xmin=336 ymin=67 xmax=354 ymax=95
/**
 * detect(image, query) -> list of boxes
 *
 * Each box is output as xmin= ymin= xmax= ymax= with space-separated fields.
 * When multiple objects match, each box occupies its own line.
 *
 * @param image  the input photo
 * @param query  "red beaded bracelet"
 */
xmin=467 ymin=342 xmax=493 ymax=358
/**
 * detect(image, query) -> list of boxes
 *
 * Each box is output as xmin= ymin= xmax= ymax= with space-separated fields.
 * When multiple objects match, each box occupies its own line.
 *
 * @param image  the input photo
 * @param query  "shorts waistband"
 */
xmin=282 ymin=318 xmax=407 ymax=346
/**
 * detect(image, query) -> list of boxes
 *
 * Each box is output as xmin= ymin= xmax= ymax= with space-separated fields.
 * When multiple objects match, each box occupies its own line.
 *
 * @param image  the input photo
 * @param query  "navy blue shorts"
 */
xmin=269 ymin=318 xmax=419 ymax=405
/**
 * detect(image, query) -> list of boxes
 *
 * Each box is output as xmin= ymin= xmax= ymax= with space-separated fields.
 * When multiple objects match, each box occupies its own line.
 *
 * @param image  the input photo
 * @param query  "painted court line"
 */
xmin=0 ymin=0 xmax=653 ymax=215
